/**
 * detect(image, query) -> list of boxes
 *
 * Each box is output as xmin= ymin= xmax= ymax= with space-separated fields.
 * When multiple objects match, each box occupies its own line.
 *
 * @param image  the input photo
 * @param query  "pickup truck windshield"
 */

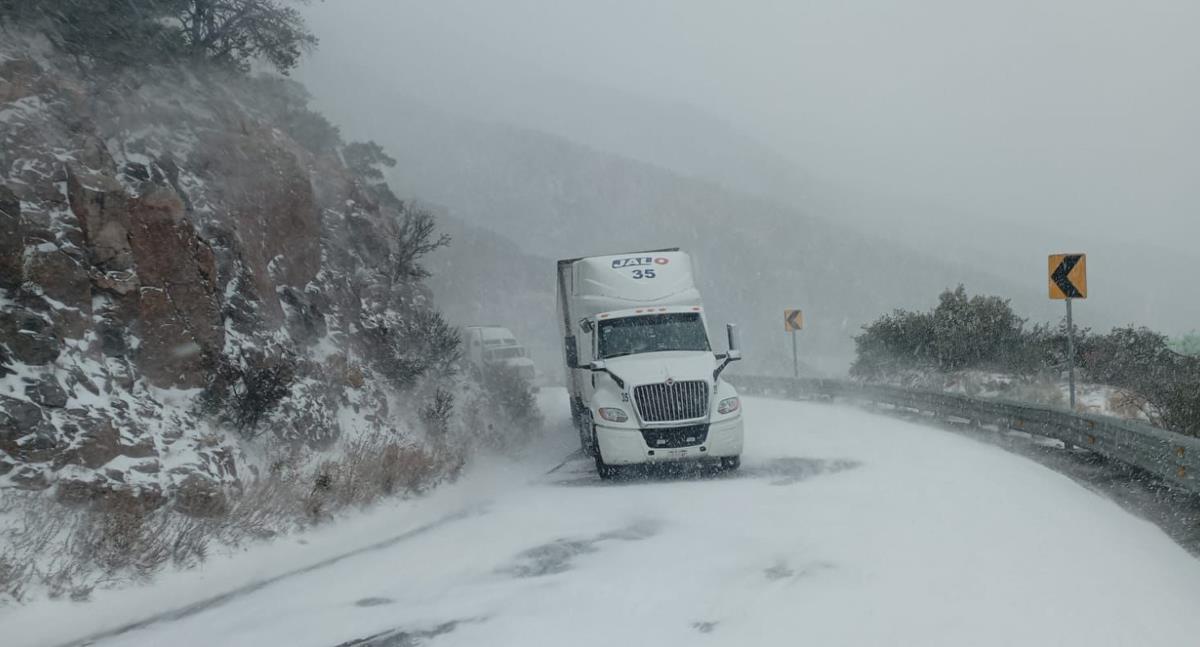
xmin=598 ymin=313 xmax=710 ymax=358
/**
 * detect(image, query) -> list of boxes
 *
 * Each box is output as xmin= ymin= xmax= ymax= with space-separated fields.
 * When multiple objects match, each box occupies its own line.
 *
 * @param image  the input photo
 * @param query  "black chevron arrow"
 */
xmin=786 ymin=310 xmax=802 ymax=330
xmin=1052 ymin=255 xmax=1083 ymax=298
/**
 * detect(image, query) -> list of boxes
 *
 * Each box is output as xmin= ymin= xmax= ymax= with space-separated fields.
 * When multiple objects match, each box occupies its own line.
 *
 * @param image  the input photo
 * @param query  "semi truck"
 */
xmin=464 ymin=326 xmax=538 ymax=385
xmin=556 ymin=248 xmax=744 ymax=479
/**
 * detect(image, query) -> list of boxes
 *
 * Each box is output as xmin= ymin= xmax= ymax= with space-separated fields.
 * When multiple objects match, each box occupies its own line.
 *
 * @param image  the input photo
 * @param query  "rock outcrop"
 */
xmin=0 ymin=36 xmax=458 ymax=512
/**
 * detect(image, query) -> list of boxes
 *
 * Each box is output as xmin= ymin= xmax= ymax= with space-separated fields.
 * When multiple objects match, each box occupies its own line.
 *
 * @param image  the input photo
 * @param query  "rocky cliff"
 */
xmin=0 ymin=35 xmax=483 ymax=519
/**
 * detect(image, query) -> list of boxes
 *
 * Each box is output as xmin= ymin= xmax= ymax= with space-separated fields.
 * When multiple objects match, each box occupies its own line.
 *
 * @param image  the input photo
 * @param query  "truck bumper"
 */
xmin=596 ymin=416 xmax=743 ymax=465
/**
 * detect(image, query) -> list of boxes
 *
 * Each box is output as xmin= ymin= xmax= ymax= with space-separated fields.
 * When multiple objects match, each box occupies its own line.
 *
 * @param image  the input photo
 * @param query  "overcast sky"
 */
xmin=300 ymin=0 xmax=1199 ymax=332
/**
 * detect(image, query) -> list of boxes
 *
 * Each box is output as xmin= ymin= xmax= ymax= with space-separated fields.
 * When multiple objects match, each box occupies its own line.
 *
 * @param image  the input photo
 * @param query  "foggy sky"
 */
xmin=299 ymin=0 xmax=1200 ymax=333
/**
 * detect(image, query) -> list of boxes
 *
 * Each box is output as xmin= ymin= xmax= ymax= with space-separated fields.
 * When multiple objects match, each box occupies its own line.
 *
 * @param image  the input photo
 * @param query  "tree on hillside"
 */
xmin=389 ymin=208 xmax=451 ymax=282
xmin=0 ymin=0 xmax=183 ymax=67
xmin=343 ymin=141 xmax=396 ymax=181
xmin=344 ymin=140 xmax=405 ymax=209
xmin=1 ymin=0 xmax=316 ymax=73
xmin=177 ymin=0 xmax=317 ymax=73
xmin=252 ymin=76 xmax=342 ymax=152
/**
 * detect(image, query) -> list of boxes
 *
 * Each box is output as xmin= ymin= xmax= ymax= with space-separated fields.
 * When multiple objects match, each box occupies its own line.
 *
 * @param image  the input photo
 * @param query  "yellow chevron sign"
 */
xmin=784 ymin=309 xmax=804 ymax=332
xmin=1049 ymin=254 xmax=1087 ymax=300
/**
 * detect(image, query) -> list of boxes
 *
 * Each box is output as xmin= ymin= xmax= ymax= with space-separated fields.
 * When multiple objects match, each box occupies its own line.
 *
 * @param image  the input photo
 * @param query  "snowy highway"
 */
xmin=28 ymin=392 xmax=1200 ymax=647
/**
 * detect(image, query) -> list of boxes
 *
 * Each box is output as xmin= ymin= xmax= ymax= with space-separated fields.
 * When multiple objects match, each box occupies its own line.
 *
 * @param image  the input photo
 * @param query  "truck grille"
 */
xmin=633 ymin=380 xmax=709 ymax=423
xmin=642 ymin=424 xmax=709 ymax=449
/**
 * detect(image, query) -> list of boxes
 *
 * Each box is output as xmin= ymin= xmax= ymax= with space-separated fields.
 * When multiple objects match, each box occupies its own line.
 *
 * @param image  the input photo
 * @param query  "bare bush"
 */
xmin=389 ymin=208 xmax=451 ymax=282
xmin=0 ymin=492 xmax=211 ymax=604
xmin=420 ymin=388 xmax=455 ymax=436
xmin=481 ymin=363 xmax=543 ymax=438
xmin=308 ymin=433 xmax=459 ymax=514
xmin=363 ymin=308 xmax=462 ymax=390
xmin=0 ymin=428 xmax=466 ymax=606
xmin=454 ymin=363 xmax=544 ymax=454
xmin=201 ymin=350 xmax=298 ymax=438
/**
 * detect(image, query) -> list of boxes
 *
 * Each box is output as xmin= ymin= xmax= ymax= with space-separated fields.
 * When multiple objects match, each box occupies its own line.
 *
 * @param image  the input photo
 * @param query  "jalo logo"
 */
xmin=612 ymin=256 xmax=652 ymax=269
xmin=612 ymin=256 xmax=671 ymax=269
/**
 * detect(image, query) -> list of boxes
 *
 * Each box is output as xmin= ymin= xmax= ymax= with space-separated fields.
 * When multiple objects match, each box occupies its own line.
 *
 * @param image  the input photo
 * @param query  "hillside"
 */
xmin=0 ymin=32 xmax=533 ymax=602
xmin=312 ymin=93 xmax=1032 ymax=374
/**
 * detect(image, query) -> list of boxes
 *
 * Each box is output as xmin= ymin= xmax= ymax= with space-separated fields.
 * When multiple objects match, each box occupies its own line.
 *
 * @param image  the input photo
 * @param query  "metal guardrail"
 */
xmin=727 ymin=375 xmax=1200 ymax=495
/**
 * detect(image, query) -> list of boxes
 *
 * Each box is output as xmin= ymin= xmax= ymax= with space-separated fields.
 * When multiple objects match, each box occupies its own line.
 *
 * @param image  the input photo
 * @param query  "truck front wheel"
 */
xmin=721 ymin=456 xmax=741 ymax=471
xmin=595 ymin=451 xmax=621 ymax=480
xmin=578 ymin=409 xmax=598 ymax=457
xmin=569 ymin=397 xmax=583 ymax=426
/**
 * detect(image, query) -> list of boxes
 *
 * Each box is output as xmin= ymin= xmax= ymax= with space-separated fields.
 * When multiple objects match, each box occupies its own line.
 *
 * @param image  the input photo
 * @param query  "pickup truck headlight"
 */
xmin=597 ymin=407 xmax=628 ymax=423
xmin=717 ymin=397 xmax=741 ymax=415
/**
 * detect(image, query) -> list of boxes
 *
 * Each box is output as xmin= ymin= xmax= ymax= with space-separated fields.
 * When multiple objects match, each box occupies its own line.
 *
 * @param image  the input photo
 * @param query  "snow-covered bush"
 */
xmin=852 ymin=285 xmax=1049 ymax=378
xmin=362 ymin=308 xmax=462 ymax=390
xmin=852 ymin=288 xmax=1200 ymax=435
xmin=200 ymin=349 xmax=299 ymax=439
xmin=1171 ymin=332 xmax=1200 ymax=357
xmin=1082 ymin=327 xmax=1200 ymax=435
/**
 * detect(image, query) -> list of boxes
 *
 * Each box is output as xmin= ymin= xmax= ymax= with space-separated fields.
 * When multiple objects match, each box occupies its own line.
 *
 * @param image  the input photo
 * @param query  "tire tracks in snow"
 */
xmin=64 ymin=505 xmax=489 ymax=647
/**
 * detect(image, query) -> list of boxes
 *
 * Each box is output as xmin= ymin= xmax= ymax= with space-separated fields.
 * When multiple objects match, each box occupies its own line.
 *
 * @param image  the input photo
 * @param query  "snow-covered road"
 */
xmin=28 ymin=392 xmax=1200 ymax=646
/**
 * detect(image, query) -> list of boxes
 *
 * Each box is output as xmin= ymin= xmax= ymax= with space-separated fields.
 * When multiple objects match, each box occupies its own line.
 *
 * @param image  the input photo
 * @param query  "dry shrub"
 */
xmin=305 ymin=433 xmax=461 ymax=518
xmin=420 ymin=388 xmax=455 ymax=436
xmin=1109 ymin=389 xmax=1160 ymax=423
xmin=0 ymin=431 xmax=466 ymax=606
xmin=0 ymin=492 xmax=211 ymax=604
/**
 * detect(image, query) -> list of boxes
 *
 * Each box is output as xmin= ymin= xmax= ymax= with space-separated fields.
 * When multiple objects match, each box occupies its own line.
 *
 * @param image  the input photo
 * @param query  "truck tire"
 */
xmin=721 ymin=456 xmax=741 ymax=471
xmin=578 ymin=409 xmax=598 ymax=456
xmin=595 ymin=451 xmax=620 ymax=480
xmin=569 ymin=397 xmax=583 ymax=426
xmin=585 ymin=414 xmax=620 ymax=479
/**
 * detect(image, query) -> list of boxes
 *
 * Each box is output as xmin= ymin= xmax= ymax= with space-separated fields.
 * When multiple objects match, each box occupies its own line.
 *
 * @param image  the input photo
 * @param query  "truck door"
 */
xmin=578 ymin=324 xmax=596 ymax=408
xmin=565 ymin=323 xmax=595 ymax=408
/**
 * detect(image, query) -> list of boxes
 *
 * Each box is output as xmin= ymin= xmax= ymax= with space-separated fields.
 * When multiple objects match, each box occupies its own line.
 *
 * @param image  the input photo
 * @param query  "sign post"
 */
xmin=1049 ymin=254 xmax=1087 ymax=410
xmin=784 ymin=309 xmax=804 ymax=378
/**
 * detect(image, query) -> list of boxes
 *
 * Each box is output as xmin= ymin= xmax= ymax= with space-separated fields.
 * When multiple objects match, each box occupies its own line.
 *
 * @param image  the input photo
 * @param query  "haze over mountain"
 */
xmin=300 ymin=0 xmax=1200 ymax=342
xmin=302 ymin=87 xmax=1052 ymax=375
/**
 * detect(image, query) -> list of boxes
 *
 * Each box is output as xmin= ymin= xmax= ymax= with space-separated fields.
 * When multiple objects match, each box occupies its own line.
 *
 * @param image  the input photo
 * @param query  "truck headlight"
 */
xmin=717 ymin=397 xmax=741 ymax=414
xmin=597 ymin=407 xmax=628 ymax=423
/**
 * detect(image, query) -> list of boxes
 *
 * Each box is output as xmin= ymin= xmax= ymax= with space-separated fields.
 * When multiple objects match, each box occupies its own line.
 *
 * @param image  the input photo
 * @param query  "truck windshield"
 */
xmin=488 ymin=347 xmax=525 ymax=360
xmin=598 ymin=313 xmax=710 ymax=358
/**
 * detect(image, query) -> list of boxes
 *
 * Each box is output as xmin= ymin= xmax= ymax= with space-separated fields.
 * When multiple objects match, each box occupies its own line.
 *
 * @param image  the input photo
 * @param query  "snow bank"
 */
xmin=12 ymin=392 xmax=1199 ymax=646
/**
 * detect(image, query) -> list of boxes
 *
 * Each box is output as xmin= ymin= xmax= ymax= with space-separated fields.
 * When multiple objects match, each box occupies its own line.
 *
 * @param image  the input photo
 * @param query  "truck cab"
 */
xmin=464 ymin=326 xmax=537 ymax=385
xmin=556 ymin=249 xmax=744 ymax=478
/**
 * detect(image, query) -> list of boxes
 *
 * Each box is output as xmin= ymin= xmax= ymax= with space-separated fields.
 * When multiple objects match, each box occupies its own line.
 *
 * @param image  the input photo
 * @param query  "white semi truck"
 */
xmin=556 ymin=248 xmax=744 ymax=478
xmin=464 ymin=326 xmax=538 ymax=385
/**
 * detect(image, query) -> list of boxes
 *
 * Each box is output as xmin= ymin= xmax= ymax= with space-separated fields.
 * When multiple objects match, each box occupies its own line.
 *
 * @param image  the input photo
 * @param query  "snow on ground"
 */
xmin=10 ymin=391 xmax=1200 ymax=647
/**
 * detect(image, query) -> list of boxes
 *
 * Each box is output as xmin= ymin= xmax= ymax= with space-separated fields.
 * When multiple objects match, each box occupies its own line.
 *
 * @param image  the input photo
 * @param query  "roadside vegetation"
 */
xmin=1172 ymin=332 xmax=1200 ymax=357
xmin=852 ymin=285 xmax=1200 ymax=436
xmin=0 ymin=0 xmax=316 ymax=73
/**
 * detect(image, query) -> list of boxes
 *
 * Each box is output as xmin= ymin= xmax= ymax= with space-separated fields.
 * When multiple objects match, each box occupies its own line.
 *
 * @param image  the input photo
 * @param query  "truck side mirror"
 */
xmin=726 ymin=323 xmax=742 ymax=361
xmin=587 ymin=359 xmax=625 ymax=389
xmin=714 ymin=324 xmax=742 ymax=382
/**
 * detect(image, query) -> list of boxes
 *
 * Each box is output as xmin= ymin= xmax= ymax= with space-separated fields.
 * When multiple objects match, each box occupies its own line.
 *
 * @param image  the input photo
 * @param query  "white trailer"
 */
xmin=556 ymin=248 xmax=744 ymax=478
